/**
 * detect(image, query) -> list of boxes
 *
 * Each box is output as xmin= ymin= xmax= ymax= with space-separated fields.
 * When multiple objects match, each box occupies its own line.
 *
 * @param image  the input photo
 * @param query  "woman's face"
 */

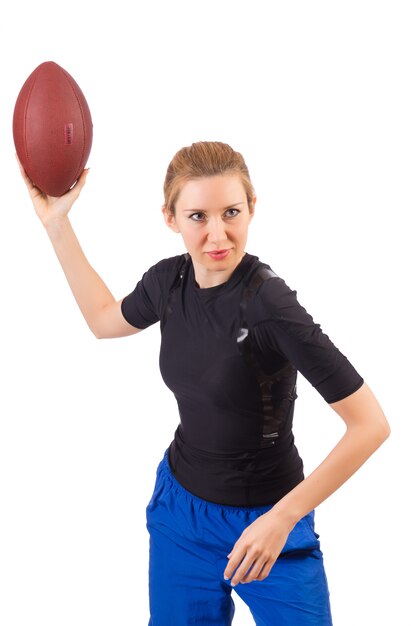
xmin=163 ymin=174 xmax=255 ymax=288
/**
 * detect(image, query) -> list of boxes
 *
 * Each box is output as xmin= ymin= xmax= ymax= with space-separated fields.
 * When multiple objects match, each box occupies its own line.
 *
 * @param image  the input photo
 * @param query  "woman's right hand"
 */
xmin=16 ymin=154 xmax=89 ymax=229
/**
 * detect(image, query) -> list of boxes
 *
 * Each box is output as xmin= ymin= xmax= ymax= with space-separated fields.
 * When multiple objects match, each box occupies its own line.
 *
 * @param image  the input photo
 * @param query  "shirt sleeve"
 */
xmin=120 ymin=255 xmax=185 ymax=330
xmin=255 ymin=276 xmax=364 ymax=404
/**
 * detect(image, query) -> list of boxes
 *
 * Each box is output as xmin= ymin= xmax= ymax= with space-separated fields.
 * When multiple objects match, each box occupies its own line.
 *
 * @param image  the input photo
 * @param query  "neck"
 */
xmin=193 ymin=252 xmax=246 ymax=289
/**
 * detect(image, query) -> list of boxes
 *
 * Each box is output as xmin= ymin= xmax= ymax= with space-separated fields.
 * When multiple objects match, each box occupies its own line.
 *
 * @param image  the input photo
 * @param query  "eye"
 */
xmin=225 ymin=208 xmax=241 ymax=218
xmin=189 ymin=212 xmax=206 ymax=222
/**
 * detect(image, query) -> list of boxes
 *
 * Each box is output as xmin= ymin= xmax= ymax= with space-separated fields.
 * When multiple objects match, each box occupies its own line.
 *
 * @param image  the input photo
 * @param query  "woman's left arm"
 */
xmin=272 ymin=380 xmax=390 ymax=523
xmin=224 ymin=382 xmax=390 ymax=586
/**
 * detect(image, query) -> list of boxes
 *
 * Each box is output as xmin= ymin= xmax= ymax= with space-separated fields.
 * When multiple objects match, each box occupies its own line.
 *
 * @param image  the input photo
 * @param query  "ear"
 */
xmin=161 ymin=205 xmax=180 ymax=233
xmin=249 ymin=194 xmax=257 ymax=221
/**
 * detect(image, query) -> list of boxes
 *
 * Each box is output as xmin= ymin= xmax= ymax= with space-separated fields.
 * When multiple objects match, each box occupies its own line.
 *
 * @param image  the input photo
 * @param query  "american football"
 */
xmin=13 ymin=61 xmax=93 ymax=197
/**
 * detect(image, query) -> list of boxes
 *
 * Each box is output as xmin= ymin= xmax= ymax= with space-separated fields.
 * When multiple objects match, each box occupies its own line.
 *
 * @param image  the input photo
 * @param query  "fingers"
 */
xmin=227 ymin=552 xmax=261 ymax=587
xmin=252 ymin=560 xmax=274 ymax=581
xmin=224 ymin=541 xmax=246 ymax=583
xmin=15 ymin=152 xmax=24 ymax=172
xmin=15 ymin=154 xmax=90 ymax=199
xmin=76 ymin=167 xmax=90 ymax=186
xmin=65 ymin=168 xmax=90 ymax=200
xmin=224 ymin=541 xmax=276 ymax=585
xmin=240 ymin=558 xmax=270 ymax=583
xmin=225 ymin=546 xmax=259 ymax=587
xmin=232 ymin=553 xmax=256 ymax=585
xmin=15 ymin=153 xmax=35 ymax=190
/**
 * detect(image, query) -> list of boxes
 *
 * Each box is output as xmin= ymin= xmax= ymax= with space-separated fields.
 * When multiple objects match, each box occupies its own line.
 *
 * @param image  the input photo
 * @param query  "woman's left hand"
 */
xmin=223 ymin=510 xmax=293 ymax=586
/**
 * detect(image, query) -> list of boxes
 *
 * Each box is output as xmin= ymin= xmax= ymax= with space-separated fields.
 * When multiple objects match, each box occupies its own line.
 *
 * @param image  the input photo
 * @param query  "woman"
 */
xmin=18 ymin=142 xmax=390 ymax=625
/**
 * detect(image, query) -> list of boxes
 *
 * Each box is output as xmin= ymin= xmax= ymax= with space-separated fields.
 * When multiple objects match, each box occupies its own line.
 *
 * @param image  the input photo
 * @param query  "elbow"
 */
xmin=371 ymin=418 xmax=391 ymax=449
xmin=348 ymin=417 xmax=391 ymax=452
xmin=89 ymin=323 xmax=104 ymax=339
xmin=379 ymin=419 xmax=391 ymax=443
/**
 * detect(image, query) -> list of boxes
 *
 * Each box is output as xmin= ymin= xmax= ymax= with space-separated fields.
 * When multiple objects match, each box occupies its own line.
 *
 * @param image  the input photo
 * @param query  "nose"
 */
xmin=207 ymin=216 xmax=228 ymax=245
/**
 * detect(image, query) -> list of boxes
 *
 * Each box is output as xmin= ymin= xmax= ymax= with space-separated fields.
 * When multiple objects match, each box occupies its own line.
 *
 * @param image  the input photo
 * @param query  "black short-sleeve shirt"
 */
xmin=121 ymin=252 xmax=364 ymax=506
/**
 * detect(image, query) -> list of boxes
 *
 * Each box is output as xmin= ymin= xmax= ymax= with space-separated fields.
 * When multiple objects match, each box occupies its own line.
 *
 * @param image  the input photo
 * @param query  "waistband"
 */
xmin=158 ymin=447 xmax=285 ymax=515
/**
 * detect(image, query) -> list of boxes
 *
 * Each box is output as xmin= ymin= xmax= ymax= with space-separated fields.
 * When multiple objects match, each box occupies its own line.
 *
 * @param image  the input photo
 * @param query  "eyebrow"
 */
xmin=183 ymin=202 xmax=246 ymax=212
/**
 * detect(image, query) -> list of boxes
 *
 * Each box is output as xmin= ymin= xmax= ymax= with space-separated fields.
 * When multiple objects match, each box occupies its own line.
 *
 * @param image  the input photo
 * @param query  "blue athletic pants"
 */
xmin=145 ymin=450 xmax=333 ymax=625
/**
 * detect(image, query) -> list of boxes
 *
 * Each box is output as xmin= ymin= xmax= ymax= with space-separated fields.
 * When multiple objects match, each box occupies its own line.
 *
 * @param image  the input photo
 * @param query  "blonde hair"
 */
xmin=163 ymin=141 xmax=255 ymax=216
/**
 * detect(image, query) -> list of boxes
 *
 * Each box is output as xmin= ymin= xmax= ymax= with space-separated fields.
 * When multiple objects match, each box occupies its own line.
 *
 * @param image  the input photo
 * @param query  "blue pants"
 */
xmin=146 ymin=450 xmax=333 ymax=625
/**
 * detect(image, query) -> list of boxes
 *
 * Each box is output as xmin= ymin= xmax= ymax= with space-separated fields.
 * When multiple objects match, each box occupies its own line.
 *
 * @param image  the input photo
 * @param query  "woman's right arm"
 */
xmin=45 ymin=216 xmax=141 ymax=338
xmin=18 ymin=159 xmax=141 ymax=339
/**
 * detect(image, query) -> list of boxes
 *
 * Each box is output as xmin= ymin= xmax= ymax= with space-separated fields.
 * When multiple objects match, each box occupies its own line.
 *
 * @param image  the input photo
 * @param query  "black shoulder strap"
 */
xmin=160 ymin=253 xmax=190 ymax=330
xmin=237 ymin=264 xmax=298 ymax=446
xmin=238 ymin=264 xmax=277 ymax=336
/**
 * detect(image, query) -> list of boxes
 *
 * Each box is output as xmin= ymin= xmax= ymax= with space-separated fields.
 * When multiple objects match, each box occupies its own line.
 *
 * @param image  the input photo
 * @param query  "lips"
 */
xmin=206 ymin=249 xmax=231 ymax=260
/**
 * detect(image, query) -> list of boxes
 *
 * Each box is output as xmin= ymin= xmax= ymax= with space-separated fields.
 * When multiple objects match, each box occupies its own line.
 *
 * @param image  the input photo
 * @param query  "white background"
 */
xmin=0 ymin=1 xmax=413 ymax=624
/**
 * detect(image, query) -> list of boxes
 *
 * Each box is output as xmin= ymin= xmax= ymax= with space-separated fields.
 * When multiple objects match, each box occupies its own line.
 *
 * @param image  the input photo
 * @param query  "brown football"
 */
xmin=13 ymin=61 xmax=93 ymax=197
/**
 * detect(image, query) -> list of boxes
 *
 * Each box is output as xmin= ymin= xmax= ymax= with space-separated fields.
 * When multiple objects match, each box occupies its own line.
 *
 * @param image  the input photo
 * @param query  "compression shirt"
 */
xmin=121 ymin=252 xmax=364 ymax=507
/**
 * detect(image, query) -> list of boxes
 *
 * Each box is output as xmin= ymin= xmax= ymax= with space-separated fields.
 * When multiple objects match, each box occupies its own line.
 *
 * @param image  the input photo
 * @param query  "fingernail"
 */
xmin=224 ymin=576 xmax=229 ymax=580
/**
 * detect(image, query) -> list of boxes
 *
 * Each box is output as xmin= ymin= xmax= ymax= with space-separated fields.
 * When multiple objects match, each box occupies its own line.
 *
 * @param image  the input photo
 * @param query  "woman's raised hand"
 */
xmin=16 ymin=154 xmax=89 ymax=229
